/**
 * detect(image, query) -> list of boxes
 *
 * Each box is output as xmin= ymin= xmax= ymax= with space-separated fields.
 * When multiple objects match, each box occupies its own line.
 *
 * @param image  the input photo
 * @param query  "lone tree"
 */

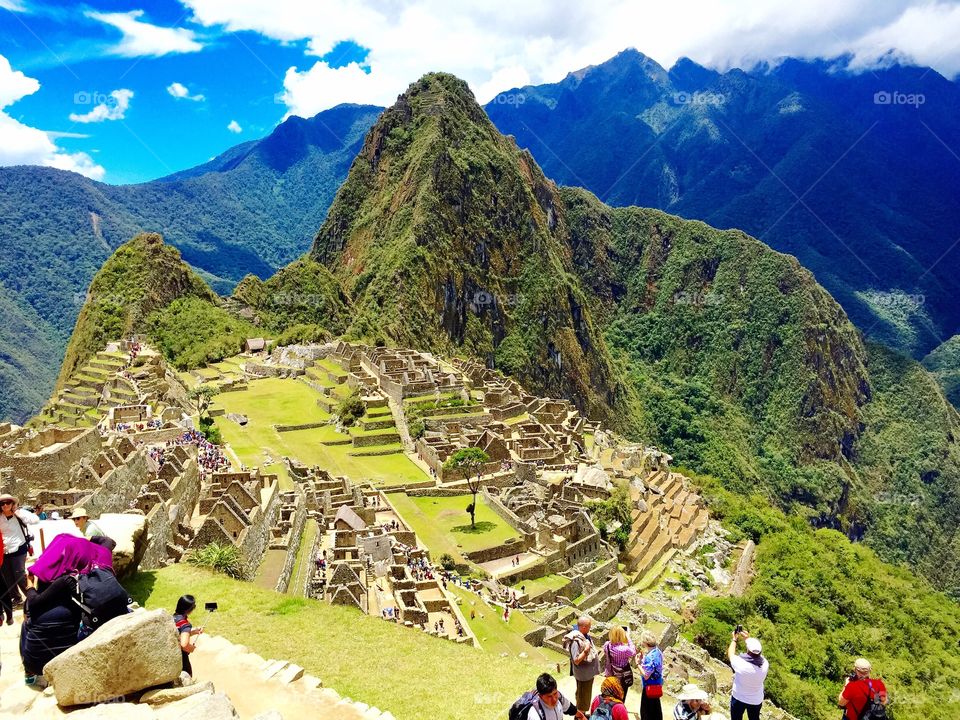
xmin=188 ymin=384 xmax=220 ymax=420
xmin=443 ymin=447 xmax=490 ymax=528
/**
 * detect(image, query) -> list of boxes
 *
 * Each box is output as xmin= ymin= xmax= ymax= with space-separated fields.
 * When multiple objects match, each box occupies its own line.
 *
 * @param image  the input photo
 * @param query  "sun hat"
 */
xmin=678 ymin=684 xmax=709 ymax=701
xmin=69 ymin=506 xmax=90 ymax=520
xmin=0 ymin=492 xmax=16 ymax=504
xmin=746 ymin=637 xmax=763 ymax=654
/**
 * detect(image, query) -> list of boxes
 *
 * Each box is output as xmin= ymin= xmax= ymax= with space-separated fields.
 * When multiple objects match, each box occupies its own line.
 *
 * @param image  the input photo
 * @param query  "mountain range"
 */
xmin=3 ymin=50 xmax=960 ymax=426
xmin=55 ymin=72 xmax=960 ymax=719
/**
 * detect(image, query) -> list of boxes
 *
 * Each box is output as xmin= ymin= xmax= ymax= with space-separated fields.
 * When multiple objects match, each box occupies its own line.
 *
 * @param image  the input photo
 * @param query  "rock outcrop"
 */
xmin=96 ymin=512 xmax=149 ymax=577
xmin=45 ymin=609 xmax=181 ymax=706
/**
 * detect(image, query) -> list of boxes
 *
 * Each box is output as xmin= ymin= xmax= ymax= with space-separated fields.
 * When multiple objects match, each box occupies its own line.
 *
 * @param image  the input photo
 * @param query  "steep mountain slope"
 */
xmin=309 ymin=74 xmax=627 ymax=423
xmin=0 ymin=104 xmax=379 ymax=422
xmin=58 ymin=232 xmax=257 ymax=388
xmin=923 ymin=335 xmax=960 ymax=407
xmin=485 ymin=50 xmax=960 ymax=362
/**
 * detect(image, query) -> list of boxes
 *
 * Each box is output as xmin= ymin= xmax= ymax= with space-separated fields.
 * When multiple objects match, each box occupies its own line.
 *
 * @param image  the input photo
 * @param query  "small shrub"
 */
xmin=439 ymin=553 xmax=456 ymax=571
xmin=409 ymin=418 xmax=425 ymax=440
xmin=335 ymin=390 xmax=365 ymax=427
xmin=185 ymin=542 xmax=246 ymax=580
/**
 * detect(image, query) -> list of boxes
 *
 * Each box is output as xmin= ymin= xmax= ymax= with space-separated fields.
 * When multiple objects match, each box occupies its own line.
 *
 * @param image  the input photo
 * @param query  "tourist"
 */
xmin=727 ymin=629 xmax=769 ymax=720
xmin=20 ymin=535 xmax=112 ymax=683
xmin=589 ymin=676 xmax=629 ymax=720
xmin=35 ymin=504 xmax=48 ymax=521
xmin=0 ymin=493 xmax=39 ymax=625
xmin=673 ymin=684 xmax=712 ymax=719
xmin=838 ymin=658 xmax=888 ymax=720
xmin=174 ymin=594 xmax=203 ymax=676
xmin=638 ymin=630 xmax=664 ymax=720
xmin=70 ymin=507 xmax=105 ymax=539
xmin=602 ymin=626 xmax=637 ymax=703
xmin=565 ymin=616 xmax=600 ymax=713
xmin=524 ymin=672 xmax=586 ymax=720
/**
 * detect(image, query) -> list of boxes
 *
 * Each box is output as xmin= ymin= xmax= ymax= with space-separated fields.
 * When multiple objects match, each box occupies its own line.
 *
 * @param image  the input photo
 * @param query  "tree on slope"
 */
xmin=444 ymin=447 xmax=491 ymax=528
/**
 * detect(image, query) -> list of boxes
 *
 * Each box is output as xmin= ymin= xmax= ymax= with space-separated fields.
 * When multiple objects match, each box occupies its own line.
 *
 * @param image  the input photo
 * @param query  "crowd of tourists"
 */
xmin=508 ymin=618 xmax=888 ymax=720
xmin=167 ymin=429 xmax=229 ymax=476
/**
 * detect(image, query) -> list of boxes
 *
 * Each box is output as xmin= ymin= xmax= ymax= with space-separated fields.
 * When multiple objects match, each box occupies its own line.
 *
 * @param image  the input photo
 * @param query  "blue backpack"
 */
xmin=509 ymin=690 xmax=545 ymax=720
xmin=589 ymin=699 xmax=621 ymax=720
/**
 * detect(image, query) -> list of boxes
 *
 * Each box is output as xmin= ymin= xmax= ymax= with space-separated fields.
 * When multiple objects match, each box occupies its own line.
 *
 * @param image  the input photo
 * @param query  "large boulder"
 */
xmin=45 ymin=609 xmax=181 ymax=706
xmin=96 ymin=513 xmax=148 ymax=577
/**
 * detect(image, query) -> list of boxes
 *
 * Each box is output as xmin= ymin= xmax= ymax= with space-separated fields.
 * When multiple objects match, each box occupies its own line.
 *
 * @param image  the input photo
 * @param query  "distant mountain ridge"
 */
xmin=485 ymin=49 xmax=960 ymax=361
xmin=0 ymin=103 xmax=380 ymax=422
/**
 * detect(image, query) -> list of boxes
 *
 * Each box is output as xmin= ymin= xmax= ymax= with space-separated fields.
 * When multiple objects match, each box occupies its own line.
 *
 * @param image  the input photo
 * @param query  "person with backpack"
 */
xmin=509 ymin=673 xmax=586 ymax=720
xmin=838 ymin=658 xmax=888 ymax=720
xmin=727 ymin=628 xmax=769 ymax=720
xmin=19 ymin=534 xmax=113 ymax=684
xmin=638 ymin=630 xmax=664 ymax=720
xmin=0 ymin=493 xmax=39 ymax=625
xmin=589 ymin=676 xmax=629 ymax=720
xmin=601 ymin=626 xmax=636 ymax=703
xmin=174 ymin=594 xmax=204 ymax=676
xmin=565 ymin=616 xmax=600 ymax=713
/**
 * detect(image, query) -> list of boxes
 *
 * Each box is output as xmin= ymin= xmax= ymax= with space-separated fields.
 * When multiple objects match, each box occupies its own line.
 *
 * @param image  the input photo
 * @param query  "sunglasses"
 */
xmin=0 ymin=500 xmax=14 ymax=505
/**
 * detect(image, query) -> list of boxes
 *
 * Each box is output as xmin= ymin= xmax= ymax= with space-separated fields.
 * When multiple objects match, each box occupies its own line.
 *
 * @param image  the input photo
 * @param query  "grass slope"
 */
xmin=127 ymin=565 xmax=553 ymax=720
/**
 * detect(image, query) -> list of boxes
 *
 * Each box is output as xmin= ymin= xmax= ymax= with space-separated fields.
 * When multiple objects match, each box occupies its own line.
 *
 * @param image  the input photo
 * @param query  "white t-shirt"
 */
xmin=526 ymin=694 xmax=575 ymax=720
xmin=730 ymin=654 xmax=769 ymax=705
xmin=0 ymin=509 xmax=39 ymax=554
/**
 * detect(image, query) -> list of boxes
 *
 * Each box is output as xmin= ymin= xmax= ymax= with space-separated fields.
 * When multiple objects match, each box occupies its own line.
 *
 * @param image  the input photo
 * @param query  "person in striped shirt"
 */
xmin=602 ymin=626 xmax=637 ymax=702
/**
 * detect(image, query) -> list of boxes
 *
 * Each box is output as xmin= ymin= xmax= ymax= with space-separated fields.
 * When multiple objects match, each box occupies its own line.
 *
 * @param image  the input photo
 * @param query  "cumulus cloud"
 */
xmin=69 ymin=88 xmax=133 ymax=123
xmin=181 ymin=0 xmax=960 ymax=117
xmin=88 ymin=9 xmax=203 ymax=57
xmin=167 ymin=81 xmax=205 ymax=101
xmin=0 ymin=55 xmax=104 ymax=179
xmin=227 ymin=119 xmax=242 ymax=133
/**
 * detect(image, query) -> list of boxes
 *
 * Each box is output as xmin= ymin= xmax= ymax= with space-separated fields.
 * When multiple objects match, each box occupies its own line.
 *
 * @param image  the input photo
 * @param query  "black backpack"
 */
xmin=509 ymin=690 xmax=545 ymax=720
xmin=75 ymin=566 xmax=132 ymax=632
xmin=856 ymin=680 xmax=888 ymax=720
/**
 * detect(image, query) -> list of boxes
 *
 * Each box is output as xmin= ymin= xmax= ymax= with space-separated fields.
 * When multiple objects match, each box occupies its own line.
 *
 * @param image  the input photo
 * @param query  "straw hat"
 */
xmin=0 ymin=492 xmax=16 ymax=504
xmin=69 ymin=506 xmax=90 ymax=520
xmin=677 ymin=684 xmax=709 ymax=702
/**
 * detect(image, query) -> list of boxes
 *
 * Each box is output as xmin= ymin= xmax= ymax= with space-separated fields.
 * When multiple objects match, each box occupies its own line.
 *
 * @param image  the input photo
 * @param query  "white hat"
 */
xmin=854 ymin=658 xmax=872 ymax=672
xmin=69 ymin=506 xmax=89 ymax=520
xmin=678 ymin=684 xmax=709 ymax=701
xmin=50 ymin=511 xmax=62 ymax=520
xmin=746 ymin=637 xmax=763 ymax=654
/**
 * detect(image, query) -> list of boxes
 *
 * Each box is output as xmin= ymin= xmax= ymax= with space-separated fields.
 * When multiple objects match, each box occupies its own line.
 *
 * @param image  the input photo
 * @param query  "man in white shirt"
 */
xmin=0 ymin=493 xmax=40 ymax=624
xmin=727 ymin=629 xmax=769 ymax=720
xmin=525 ymin=674 xmax=586 ymax=720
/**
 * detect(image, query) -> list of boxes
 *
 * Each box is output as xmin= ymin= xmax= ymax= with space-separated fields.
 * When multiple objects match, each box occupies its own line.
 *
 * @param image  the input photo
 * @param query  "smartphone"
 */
xmin=735 ymin=624 xmax=743 ymax=634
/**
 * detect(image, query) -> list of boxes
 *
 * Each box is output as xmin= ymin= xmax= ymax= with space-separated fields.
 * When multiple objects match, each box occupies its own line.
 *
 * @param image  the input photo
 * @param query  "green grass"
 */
xmin=386 ymin=492 xmax=520 ymax=560
xmin=509 ymin=574 xmax=570 ymax=598
xmin=447 ymin=585 xmax=562 ymax=666
xmin=127 ymin=565 xmax=555 ymax=720
xmin=214 ymin=376 xmax=429 ymax=488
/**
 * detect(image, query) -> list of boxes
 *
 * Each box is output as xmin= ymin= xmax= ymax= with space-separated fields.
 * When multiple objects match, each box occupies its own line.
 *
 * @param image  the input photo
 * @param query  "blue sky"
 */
xmin=1 ymin=0 xmax=958 ymax=183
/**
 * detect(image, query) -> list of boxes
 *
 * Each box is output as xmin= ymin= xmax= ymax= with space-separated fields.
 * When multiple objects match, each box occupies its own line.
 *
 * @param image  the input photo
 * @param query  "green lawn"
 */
xmin=387 ymin=493 xmax=521 ymax=560
xmin=508 ymin=574 xmax=571 ymax=598
xmin=215 ymin=377 xmax=430 ymax=488
xmin=127 ymin=565 xmax=554 ymax=720
xmin=447 ymin=585 xmax=563 ymax=666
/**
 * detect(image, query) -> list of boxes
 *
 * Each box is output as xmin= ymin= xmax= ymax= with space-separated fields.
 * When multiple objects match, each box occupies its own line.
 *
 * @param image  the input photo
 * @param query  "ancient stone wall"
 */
xmin=1 ymin=428 xmax=101 ymax=493
xmin=275 ymin=486 xmax=308 ymax=594
xmin=237 ymin=481 xmax=282 ymax=579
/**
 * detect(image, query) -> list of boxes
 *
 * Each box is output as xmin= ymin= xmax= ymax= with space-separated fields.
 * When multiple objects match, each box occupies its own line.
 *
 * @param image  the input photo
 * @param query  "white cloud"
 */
xmin=88 ymin=9 xmax=203 ymax=57
xmin=0 ymin=55 xmax=105 ymax=180
xmin=227 ymin=119 xmax=242 ymax=133
xmin=69 ymin=88 xmax=133 ymax=123
xmin=167 ymin=81 xmax=205 ymax=101
xmin=181 ymin=0 xmax=960 ymax=117
xmin=0 ymin=0 xmax=26 ymax=11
